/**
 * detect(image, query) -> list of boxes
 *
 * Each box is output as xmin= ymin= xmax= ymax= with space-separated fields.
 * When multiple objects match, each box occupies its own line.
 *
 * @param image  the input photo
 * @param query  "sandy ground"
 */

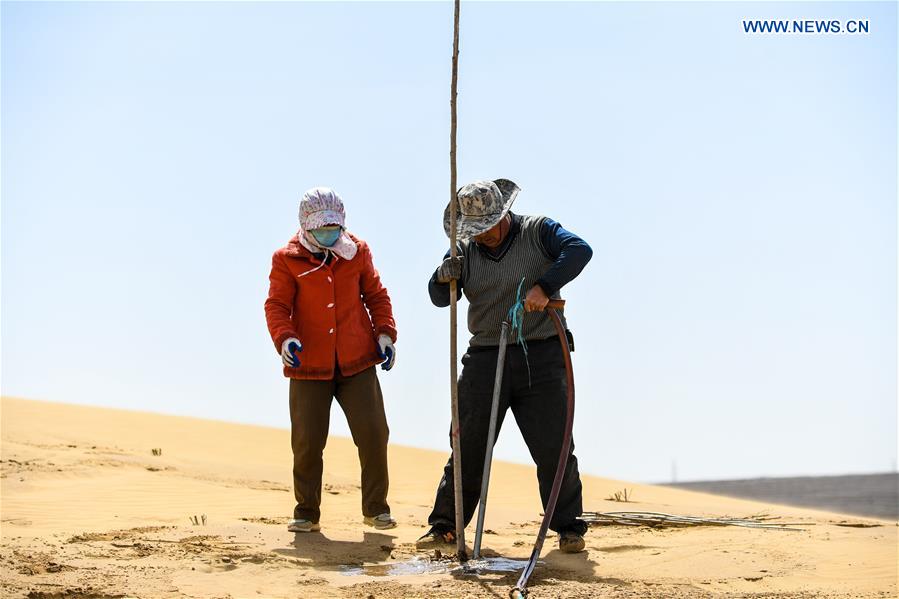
xmin=1 ymin=397 xmax=895 ymax=599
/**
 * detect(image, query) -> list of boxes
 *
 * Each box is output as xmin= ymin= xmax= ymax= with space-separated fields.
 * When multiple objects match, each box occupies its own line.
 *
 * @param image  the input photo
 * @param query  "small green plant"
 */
xmin=151 ymin=448 xmax=162 ymax=456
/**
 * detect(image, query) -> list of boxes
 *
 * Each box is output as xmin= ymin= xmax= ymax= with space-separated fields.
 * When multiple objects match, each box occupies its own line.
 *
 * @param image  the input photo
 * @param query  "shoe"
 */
xmin=287 ymin=518 xmax=321 ymax=532
xmin=559 ymin=531 xmax=585 ymax=553
xmin=364 ymin=513 xmax=398 ymax=530
xmin=416 ymin=525 xmax=456 ymax=546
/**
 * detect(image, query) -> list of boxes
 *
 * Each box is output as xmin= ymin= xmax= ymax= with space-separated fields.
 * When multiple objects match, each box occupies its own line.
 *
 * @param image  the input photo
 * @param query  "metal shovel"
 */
xmin=472 ymin=320 xmax=511 ymax=560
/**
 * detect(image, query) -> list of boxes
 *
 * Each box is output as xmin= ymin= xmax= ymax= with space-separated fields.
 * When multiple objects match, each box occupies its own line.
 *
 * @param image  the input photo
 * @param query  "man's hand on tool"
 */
xmin=281 ymin=338 xmax=303 ymax=368
xmin=524 ymin=285 xmax=550 ymax=312
xmin=376 ymin=334 xmax=396 ymax=371
xmin=436 ymin=256 xmax=464 ymax=283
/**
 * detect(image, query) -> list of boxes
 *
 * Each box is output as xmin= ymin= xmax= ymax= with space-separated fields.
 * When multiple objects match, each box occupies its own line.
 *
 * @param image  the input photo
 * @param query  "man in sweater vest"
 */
xmin=422 ymin=179 xmax=593 ymax=553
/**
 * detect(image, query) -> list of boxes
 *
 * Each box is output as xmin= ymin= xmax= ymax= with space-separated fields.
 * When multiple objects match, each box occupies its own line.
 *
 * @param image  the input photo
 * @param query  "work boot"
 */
xmin=364 ymin=513 xmax=398 ymax=530
xmin=416 ymin=524 xmax=456 ymax=546
xmin=559 ymin=531 xmax=586 ymax=553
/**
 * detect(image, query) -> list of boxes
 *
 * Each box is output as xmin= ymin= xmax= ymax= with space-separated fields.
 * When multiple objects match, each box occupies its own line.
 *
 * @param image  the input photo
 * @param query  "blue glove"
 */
xmin=281 ymin=338 xmax=303 ymax=368
xmin=376 ymin=334 xmax=396 ymax=371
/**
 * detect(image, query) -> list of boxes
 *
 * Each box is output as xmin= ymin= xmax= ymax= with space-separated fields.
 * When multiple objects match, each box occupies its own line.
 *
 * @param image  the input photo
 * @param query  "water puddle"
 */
xmin=457 ymin=557 xmax=533 ymax=574
xmin=339 ymin=556 xmax=452 ymax=577
xmin=339 ymin=556 xmax=535 ymax=577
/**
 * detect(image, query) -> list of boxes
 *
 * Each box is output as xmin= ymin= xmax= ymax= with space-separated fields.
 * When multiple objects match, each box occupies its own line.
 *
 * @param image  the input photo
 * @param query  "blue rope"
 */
xmin=507 ymin=277 xmax=532 ymax=386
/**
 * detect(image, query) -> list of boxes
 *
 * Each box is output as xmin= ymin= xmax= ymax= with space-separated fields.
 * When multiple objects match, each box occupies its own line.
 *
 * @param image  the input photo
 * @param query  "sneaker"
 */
xmin=287 ymin=518 xmax=321 ymax=533
xmin=363 ymin=513 xmax=397 ymax=530
xmin=559 ymin=531 xmax=585 ymax=553
xmin=416 ymin=525 xmax=456 ymax=546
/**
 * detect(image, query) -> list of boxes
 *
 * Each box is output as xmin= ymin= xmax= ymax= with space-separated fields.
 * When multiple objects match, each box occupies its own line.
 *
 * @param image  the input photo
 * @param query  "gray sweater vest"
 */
xmin=461 ymin=215 xmax=567 ymax=347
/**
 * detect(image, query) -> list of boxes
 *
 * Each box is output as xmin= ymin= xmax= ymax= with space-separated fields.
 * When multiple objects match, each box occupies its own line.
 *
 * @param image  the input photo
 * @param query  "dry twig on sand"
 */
xmin=581 ymin=511 xmax=809 ymax=531
xmin=606 ymin=488 xmax=633 ymax=502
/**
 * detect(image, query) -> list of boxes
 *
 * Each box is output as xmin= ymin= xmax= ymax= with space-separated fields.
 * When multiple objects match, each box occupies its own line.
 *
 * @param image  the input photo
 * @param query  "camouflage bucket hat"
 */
xmin=443 ymin=178 xmax=520 ymax=240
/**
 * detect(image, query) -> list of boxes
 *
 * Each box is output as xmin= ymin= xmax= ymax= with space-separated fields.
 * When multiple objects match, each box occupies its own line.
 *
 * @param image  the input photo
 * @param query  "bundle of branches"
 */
xmin=580 ymin=511 xmax=808 ymax=531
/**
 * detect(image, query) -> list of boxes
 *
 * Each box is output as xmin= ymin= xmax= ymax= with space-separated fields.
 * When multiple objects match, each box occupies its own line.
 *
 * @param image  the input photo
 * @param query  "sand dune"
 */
xmin=1 ymin=397 xmax=895 ymax=598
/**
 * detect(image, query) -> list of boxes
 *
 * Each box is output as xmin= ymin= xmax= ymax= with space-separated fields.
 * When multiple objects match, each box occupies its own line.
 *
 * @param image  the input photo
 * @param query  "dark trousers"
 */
xmin=428 ymin=339 xmax=586 ymax=534
xmin=289 ymin=366 xmax=390 ymax=522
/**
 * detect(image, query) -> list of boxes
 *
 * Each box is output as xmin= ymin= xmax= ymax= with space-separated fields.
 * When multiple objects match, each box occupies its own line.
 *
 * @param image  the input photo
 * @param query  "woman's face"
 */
xmin=309 ymin=225 xmax=342 ymax=247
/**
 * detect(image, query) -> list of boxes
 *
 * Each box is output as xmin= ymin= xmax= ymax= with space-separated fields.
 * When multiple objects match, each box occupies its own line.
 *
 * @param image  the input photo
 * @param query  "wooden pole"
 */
xmin=448 ymin=0 xmax=467 ymax=562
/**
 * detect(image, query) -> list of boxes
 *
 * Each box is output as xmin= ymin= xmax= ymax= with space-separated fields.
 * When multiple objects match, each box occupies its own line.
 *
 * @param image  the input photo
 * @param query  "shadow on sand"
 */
xmin=275 ymin=532 xmax=618 ymax=595
xmin=273 ymin=530 xmax=398 ymax=568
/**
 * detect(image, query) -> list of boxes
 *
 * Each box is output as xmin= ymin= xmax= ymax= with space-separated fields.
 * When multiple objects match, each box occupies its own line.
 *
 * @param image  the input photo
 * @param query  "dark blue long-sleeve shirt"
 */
xmin=428 ymin=213 xmax=592 ymax=307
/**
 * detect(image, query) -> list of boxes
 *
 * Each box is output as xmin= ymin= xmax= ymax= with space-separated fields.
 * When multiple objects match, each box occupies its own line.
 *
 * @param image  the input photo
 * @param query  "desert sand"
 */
xmin=1 ymin=396 xmax=895 ymax=598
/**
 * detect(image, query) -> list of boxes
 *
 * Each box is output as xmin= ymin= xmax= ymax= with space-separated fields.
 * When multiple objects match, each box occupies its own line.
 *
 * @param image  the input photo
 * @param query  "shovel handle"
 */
xmin=546 ymin=299 xmax=566 ymax=310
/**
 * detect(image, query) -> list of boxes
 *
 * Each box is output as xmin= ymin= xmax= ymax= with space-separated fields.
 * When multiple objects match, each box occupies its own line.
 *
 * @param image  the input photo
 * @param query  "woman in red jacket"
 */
xmin=265 ymin=187 xmax=398 ymax=533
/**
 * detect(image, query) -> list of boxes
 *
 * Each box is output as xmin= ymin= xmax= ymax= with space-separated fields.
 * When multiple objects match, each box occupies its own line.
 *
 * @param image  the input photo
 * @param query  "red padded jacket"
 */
xmin=264 ymin=232 xmax=397 ymax=380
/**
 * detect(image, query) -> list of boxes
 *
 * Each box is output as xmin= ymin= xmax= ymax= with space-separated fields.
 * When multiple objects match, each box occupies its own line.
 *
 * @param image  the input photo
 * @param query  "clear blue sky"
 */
xmin=3 ymin=1 xmax=896 ymax=483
